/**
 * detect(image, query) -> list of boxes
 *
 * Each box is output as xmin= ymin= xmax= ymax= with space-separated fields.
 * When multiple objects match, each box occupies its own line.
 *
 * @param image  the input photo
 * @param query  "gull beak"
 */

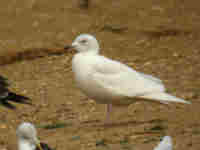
xmin=64 ymin=42 xmax=78 ymax=50
xmin=64 ymin=45 xmax=73 ymax=50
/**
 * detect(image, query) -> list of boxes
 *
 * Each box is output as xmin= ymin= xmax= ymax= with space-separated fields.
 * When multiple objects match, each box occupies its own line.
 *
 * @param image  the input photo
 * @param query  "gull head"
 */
xmin=66 ymin=34 xmax=100 ymax=54
xmin=16 ymin=122 xmax=40 ymax=147
xmin=154 ymin=136 xmax=172 ymax=150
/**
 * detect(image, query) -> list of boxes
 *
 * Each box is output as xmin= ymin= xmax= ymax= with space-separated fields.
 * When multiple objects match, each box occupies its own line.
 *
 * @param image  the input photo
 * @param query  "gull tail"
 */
xmin=138 ymin=92 xmax=191 ymax=104
xmin=154 ymin=136 xmax=172 ymax=150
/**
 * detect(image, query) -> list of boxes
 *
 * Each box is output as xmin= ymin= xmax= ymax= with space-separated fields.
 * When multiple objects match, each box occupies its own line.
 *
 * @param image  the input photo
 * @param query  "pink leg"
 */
xmin=105 ymin=104 xmax=112 ymax=124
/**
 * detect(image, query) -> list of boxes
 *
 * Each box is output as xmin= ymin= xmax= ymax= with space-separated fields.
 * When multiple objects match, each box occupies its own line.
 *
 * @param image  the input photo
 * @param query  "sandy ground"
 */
xmin=0 ymin=0 xmax=200 ymax=150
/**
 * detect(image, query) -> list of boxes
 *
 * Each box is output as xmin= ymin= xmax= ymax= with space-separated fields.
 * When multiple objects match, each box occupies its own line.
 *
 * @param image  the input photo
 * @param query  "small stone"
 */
xmin=79 ymin=0 xmax=89 ymax=8
xmin=144 ymin=61 xmax=152 ymax=66
xmin=152 ymin=6 xmax=164 ymax=12
xmin=0 ymin=124 xmax=7 ymax=129
xmin=32 ymin=21 xmax=39 ymax=28
xmin=135 ymin=39 xmax=146 ymax=45
xmin=173 ymin=52 xmax=180 ymax=57
xmin=56 ymin=32 xmax=65 ymax=41
xmin=25 ymin=0 xmax=36 ymax=9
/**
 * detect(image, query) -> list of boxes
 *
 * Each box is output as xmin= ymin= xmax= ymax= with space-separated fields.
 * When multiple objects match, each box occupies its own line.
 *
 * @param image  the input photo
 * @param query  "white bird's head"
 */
xmin=154 ymin=136 xmax=172 ymax=150
xmin=65 ymin=34 xmax=100 ymax=54
xmin=16 ymin=122 xmax=43 ymax=150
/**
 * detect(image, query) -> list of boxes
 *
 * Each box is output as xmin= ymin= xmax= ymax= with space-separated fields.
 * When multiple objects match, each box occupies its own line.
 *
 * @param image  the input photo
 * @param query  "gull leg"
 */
xmin=105 ymin=104 xmax=112 ymax=124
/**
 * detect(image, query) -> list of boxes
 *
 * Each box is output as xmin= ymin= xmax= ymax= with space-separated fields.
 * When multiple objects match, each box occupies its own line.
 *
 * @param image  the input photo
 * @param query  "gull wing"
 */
xmin=139 ymin=72 xmax=163 ymax=84
xmin=91 ymin=56 xmax=165 ymax=97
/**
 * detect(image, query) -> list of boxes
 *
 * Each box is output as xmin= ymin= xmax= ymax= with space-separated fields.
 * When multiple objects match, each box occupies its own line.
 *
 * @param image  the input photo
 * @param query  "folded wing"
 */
xmin=92 ymin=56 xmax=165 ymax=97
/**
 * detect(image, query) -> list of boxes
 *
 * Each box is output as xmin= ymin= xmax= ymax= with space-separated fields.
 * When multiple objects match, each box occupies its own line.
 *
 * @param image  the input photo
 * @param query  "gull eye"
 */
xmin=80 ymin=39 xmax=87 ymax=44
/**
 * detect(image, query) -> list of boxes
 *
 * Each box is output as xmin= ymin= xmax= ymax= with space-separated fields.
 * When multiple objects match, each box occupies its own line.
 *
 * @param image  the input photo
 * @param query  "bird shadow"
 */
xmin=0 ymin=47 xmax=68 ymax=66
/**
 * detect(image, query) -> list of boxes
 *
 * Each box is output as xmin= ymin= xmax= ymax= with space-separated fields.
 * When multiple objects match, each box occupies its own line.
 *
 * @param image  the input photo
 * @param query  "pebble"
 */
xmin=32 ymin=21 xmax=39 ymax=28
xmin=0 ymin=124 xmax=7 ymax=129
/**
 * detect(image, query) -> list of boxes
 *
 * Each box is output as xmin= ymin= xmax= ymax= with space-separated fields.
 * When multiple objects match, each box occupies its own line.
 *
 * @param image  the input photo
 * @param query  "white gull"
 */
xmin=65 ymin=34 xmax=190 ymax=123
xmin=16 ymin=122 xmax=51 ymax=150
xmin=154 ymin=136 xmax=172 ymax=150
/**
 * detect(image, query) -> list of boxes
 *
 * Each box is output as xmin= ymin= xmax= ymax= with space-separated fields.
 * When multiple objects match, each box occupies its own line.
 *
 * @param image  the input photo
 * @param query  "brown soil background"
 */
xmin=0 ymin=0 xmax=199 ymax=150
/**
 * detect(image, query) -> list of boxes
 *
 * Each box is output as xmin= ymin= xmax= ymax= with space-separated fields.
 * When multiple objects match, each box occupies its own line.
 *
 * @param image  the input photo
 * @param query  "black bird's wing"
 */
xmin=2 ymin=92 xmax=31 ymax=104
xmin=0 ymin=75 xmax=31 ymax=109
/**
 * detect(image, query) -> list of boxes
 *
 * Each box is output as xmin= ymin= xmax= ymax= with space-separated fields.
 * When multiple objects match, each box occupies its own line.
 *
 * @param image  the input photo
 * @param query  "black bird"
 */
xmin=0 ymin=75 xmax=31 ymax=109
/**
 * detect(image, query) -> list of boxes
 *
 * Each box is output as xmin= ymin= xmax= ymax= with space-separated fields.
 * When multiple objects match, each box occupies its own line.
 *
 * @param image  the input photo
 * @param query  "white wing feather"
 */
xmin=139 ymin=72 xmax=163 ymax=84
xmin=92 ymin=56 xmax=165 ymax=97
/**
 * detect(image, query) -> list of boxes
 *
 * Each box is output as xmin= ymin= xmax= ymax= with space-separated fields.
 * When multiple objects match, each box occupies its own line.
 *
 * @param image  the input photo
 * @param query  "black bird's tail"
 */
xmin=5 ymin=92 xmax=31 ymax=104
xmin=0 ymin=91 xmax=31 ymax=109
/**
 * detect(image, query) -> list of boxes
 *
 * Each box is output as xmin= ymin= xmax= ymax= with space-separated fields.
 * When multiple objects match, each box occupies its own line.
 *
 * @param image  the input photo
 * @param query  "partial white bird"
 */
xmin=65 ymin=34 xmax=190 ymax=123
xmin=16 ymin=122 xmax=52 ymax=150
xmin=154 ymin=136 xmax=172 ymax=150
